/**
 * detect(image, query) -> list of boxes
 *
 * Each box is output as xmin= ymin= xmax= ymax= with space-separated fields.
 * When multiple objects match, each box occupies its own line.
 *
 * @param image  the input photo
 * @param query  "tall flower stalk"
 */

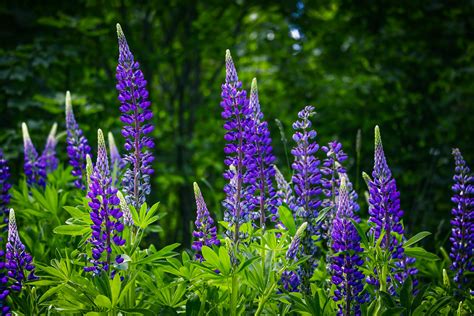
xmin=192 ymin=182 xmax=220 ymax=261
xmin=221 ymin=50 xmax=254 ymax=243
xmin=0 ymin=151 xmax=11 ymax=224
xmin=366 ymin=126 xmax=417 ymax=292
xmin=449 ymin=148 xmax=473 ymax=291
xmin=247 ymin=78 xmax=278 ymax=227
xmin=321 ymin=141 xmax=359 ymax=236
xmin=290 ymin=105 xmax=322 ymax=292
xmin=22 ymin=123 xmax=46 ymax=187
xmin=84 ymin=129 xmax=125 ymax=276
xmin=330 ymin=177 xmax=366 ymax=316
xmin=65 ymin=91 xmax=92 ymax=190
xmin=5 ymin=209 xmax=37 ymax=292
xmin=274 ymin=165 xmax=295 ymax=210
xmin=116 ymin=24 xmax=154 ymax=209
xmin=41 ymin=123 xmax=58 ymax=173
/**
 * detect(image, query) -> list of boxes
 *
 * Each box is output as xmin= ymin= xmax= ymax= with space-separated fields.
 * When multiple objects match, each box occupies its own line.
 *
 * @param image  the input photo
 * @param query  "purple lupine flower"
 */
xmin=65 ymin=91 xmax=92 ymax=190
xmin=330 ymin=177 xmax=366 ymax=316
xmin=449 ymin=148 xmax=473 ymax=289
xmin=290 ymin=105 xmax=322 ymax=291
xmin=221 ymin=50 xmax=254 ymax=242
xmin=321 ymin=141 xmax=359 ymax=236
xmin=192 ymin=182 xmax=220 ymax=261
xmin=22 ymin=123 xmax=46 ymax=187
xmin=274 ymin=165 xmax=295 ymax=210
xmin=108 ymin=132 xmax=125 ymax=171
xmin=41 ymin=123 xmax=59 ymax=173
xmin=84 ymin=129 xmax=125 ymax=276
xmin=281 ymin=222 xmax=307 ymax=292
xmin=0 ymin=151 xmax=11 ymax=224
xmin=366 ymin=126 xmax=417 ymax=292
xmin=246 ymin=78 xmax=278 ymax=227
xmin=116 ymin=24 xmax=154 ymax=209
xmin=5 ymin=209 xmax=37 ymax=292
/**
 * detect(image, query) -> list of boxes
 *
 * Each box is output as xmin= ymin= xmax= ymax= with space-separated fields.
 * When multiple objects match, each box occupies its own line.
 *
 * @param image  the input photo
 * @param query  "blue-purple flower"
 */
xmin=449 ymin=148 xmax=473 ymax=290
xmin=221 ymin=50 xmax=254 ymax=242
xmin=192 ymin=182 xmax=220 ymax=261
xmin=290 ymin=105 xmax=322 ymax=291
xmin=366 ymin=126 xmax=417 ymax=292
xmin=5 ymin=209 xmax=37 ymax=292
xmin=22 ymin=123 xmax=46 ymax=187
xmin=330 ymin=177 xmax=366 ymax=316
xmin=246 ymin=78 xmax=278 ymax=227
xmin=274 ymin=165 xmax=295 ymax=210
xmin=41 ymin=123 xmax=59 ymax=173
xmin=84 ymin=129 xmax=125 ymax=275
xmin=281 ymin=222 xmax=307 ymax=292
xmin=116 ymin=24 xmax=154 ymax=209
xmin=321 ymin=141 xmax=359 ymax=236
xmin=65 ymin=91 xmax=92 ymax=190
xmin=0 ymin=151 xmax=11 ymax=224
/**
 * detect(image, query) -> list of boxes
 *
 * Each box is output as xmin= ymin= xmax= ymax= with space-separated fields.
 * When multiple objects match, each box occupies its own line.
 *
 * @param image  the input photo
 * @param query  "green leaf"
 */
xmin=426 ymin=296 xmax=452 ymax=315
xmin=218 ymin=246 xmax=231 ymax=275
xmin=350 ymin=219 xmax=369 ymax=249
xmin=63 ymin=206 xmax=87 ymax=219
xmin=404 ymin=247 xmax=440 ymax=261
xmin=201 ymin=246 xmax=220 ymax=269
xmin=404 ymin=231 xmax=431 ymax=248
xmin=94 ymin=294 xmax=112 ymax=308
xmin=381 ymin=307 xmax=406 ymax=316
xmin=53 ymin=224 xmax=89 ymax=236
xmin=110 ymin=274 xmax=121 ymax=306
xmin=379 ymin=291 xmax=394 ymax=308
xmin=400 ymin=277 xmax=412 ymax=309
xmin=278 ymin=205 xmax=296 ymax=235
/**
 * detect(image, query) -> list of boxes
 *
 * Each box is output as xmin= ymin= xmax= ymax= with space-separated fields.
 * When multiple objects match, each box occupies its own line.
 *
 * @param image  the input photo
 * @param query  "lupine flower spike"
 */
xmin=22 ymin=123 xmax=46 ymax=187
xmin=85 ymin=154 xmax=93 ymax=191
xmin=116 ymin=24 xmax=155 ymax=209
xmin=290 ymin=105 xmax=322 ymax=292
xmin=65 ymin=91 xmax=92 ymax=189
xmin=108 ymin=132 xmax=124 ymax=172
xmin=281 ymin=222 xmax=307 ymax=292
xmin=41 ymin=123 xmax=59 ymax=173
xmin=247 ymin=78 xmax=278 ymax=227
xmin=0 ymin=151 xmax=11 ymax=224
xmin=117 ymin=191 xmax=134 ymax=227
xmin=0 ymin=151 xmax=10 ymax=315
xmin=221 ymin=50 xmax=254 ymax=242
xmin=192 ymin=182 xmax=220 ymax=261
xmin=274 ymin=165 xmax=295 ymax=210
xmin=84 ymin=129 xmax=125 ymax=275
xmin=366 ymin=126 xmax=417 ymax=292
xmin=449 ymin=148 xmax=473 ymax=291
xmin=321 ymin=141 xmax=359 ymax=237
xmin=330 ymin=177 xmax=366 ymax=316
xmin=5 ymin=209 xmax=37 ymax=292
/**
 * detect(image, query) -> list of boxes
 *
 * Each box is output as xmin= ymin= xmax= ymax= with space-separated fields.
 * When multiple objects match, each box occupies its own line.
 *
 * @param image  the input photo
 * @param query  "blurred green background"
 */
xmin=1 ymin=1 xmax=473 ymax=249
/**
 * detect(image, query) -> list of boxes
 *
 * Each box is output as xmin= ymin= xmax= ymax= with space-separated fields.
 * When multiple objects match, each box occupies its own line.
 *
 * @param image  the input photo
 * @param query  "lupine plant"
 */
xmin=0 ymin=23 xmax=471 ymax=316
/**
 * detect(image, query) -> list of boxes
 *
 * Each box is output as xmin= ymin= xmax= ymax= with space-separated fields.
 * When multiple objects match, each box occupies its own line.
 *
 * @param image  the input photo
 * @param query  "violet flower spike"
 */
xmin=116 ymin=24 xmax=155 ymax=209
xmin=246 ymin=78 xmax=278 ymax=227
xmin=290 ymin=105 xmax=322 ymax=292
xmin=366 ymin=126 xmax=417 ymax=293
xmin=84 ymin=129 xmax=125 ymax=276
xmin=5 ymin=209 xmax=37 ymax=292
xmin=449 ymin=148 xmax=473 ymax=290
xmin=281 ymin=222 xmax=307 ymax=292
xmin=321 ymin=141 xmax=359 ymax=237
xmin=65 ymin=91 xmax=92 ymax=190
xmin=192 ymin=182 xmax=220 ymax=261
xmin=274 ymin=165 xmax=296 ymax=210
xmin=0 ymin=151 xmax=11 ymax=224
xmin=41 ymin=123 xmax=59 ymax=173
xmin=117 ymin=191 xmax=134 ymax=227
xmin=22 ymin=123 xmax=46 ymax=187
xmin=221 ymin=50 xmax=254 ymax=242
xmin=330 ymin=177 xmax=367 ymax=316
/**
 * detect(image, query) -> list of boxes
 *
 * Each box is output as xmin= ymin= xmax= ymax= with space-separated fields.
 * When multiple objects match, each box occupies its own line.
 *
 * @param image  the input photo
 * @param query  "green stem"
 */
xmin=230 ymin=273 xmax=238 ymax=316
